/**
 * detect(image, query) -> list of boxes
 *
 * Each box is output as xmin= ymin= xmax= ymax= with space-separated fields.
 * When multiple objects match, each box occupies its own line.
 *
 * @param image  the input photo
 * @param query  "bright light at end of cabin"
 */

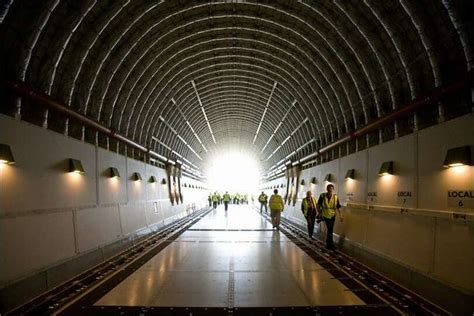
xmin=208 ymin=152 xmax=260 ymax=194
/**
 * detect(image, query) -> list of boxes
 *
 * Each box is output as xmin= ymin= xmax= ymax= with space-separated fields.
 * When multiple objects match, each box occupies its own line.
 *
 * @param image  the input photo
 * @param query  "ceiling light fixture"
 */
xmin=378 ymin=161 xmax=394 ymax=176
xmin=0 ymin=144 xmax=15 ymax=164
xmin=68 ymin=159 xmax=85 ymax=174
xmin=443 ymin=145 xmax=472 ymax=168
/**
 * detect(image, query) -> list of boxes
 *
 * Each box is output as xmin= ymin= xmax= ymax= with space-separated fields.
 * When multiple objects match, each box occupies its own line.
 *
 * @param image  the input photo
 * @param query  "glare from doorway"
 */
xmin=207 ymin=151 xmax=260 ymax=195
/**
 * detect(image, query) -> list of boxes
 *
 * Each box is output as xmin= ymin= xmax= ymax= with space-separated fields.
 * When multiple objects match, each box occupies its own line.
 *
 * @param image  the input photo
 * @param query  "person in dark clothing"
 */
xmin=301 ymin=190 xmax=318 ymax=239
xmin=316 ymin=184 xmax=343 ymax=250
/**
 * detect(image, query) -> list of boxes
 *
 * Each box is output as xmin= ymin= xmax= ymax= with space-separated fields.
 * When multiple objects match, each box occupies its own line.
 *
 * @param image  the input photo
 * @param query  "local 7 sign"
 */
xmin=397 ymin=191 xmax=413 ymax=206
xmin=447 ymin=190 xmax=473 ymax=210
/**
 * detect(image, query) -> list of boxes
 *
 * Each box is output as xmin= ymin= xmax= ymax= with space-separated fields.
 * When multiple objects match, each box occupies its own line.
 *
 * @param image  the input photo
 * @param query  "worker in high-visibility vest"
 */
xmin=268 ymin=189 xmax=284 ymax=230
xmin=316 ymin=184 xmax=343 ymax=250
xmin=258 ymin=192 xmax=268 ymax=213
xmin=208 ymin=194 xmax=212 ymax=207
xmin=223 ymin=191 xmax=231 ymax=211
xmin=212 ymin=192 xmax=219 ymax=209
xmin=301 ymin=190 xmax=318 ymax=239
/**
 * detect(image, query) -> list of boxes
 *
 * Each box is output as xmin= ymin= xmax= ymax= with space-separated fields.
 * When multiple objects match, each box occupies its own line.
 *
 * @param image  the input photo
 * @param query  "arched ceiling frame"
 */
xmin=110 ymin=29 xmax=348 ymax=142
xmin=160 ymin=96 xmax=314 ymax=166
xmin=139 ymin=58 xmax=319 ymax=160
xmin=1 ymin=0 xmax=471 ymax=174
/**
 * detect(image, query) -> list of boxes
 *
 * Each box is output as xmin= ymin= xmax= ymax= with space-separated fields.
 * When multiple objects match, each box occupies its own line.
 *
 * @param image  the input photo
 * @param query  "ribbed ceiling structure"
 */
xmin=0 ymin=0 xmax=472 ymax=175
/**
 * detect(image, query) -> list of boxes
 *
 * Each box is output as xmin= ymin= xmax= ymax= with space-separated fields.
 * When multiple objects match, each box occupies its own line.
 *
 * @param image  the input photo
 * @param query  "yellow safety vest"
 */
xmin=269 ymin=194 xmax=284 ymax=211
xmin=258 ymin=194 xmax=267 ymax=203
xmin=212 ymin=195 xmax=219 ymax=202
xmin=302 ymin=196 xmax=317 ymax=216
xmin=223 ymin=194 xmax=231 ymax=202
xmin=321 ymin=193 xmax=339 ymax=218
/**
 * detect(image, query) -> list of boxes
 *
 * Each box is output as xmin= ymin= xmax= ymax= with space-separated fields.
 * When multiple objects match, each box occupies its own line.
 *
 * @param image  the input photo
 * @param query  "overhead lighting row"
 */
xmin=68 ymin=158 xmax=165 ymax=183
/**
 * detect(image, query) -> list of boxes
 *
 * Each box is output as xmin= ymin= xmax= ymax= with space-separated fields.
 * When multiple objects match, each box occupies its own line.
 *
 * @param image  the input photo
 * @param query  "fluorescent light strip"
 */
xmin=253 ymin=82 xmax=277 ymax=144
xmin=158 ymin=116 xmax=202 ymax=160
xmin=172 ymin=98 xmax=208 ymax=153
xmin=192 ymin=80 xmax=216 ymax=144
xmin=155 ymin=139 xmax=201 ymax=171
xmin=261 ymin=100 xmax=297 ymax=153
xmin=265 ymin=117 xmax=308 ymax=161
xmin=265 ymin=137 xmax=316 ymax=177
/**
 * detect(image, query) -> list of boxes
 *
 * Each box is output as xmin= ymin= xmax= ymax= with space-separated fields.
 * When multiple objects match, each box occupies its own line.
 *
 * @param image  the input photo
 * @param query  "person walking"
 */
xmin=208 ymin=193 xmax=212 ymax=207
xmin=212 ymin=192 xmax=219 ymax=209
xmin=301 ymin=190 xmax=318 ymax=239
xmin=258 ymin=191 xmax=268 ymax=213
xmin=269 ymin=189 xmax=284 ymax=230
xmin=316 ymin=184 xmax=343 ymax=250
xmin=223 ymin=191 xmax=231 ymax=211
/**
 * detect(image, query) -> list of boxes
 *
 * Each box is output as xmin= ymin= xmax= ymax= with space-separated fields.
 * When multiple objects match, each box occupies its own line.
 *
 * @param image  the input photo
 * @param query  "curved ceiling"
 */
xmin=0 ymin=0 xmax=472 ymax=175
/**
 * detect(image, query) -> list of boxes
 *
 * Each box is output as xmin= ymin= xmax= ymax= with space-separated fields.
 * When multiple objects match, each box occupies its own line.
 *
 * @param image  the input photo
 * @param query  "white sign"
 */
xmin=397 ymin=191 xmax=413 ymax=207
xmin=367 ymin=191 xmax=377 ymax=204
xmin=447 ymin=190 xmax=474 ymax=210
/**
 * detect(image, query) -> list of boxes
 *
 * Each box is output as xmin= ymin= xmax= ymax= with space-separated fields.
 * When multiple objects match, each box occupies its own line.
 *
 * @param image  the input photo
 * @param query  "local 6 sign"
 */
xmin=447 ymin=190 xmax=473 ymax=210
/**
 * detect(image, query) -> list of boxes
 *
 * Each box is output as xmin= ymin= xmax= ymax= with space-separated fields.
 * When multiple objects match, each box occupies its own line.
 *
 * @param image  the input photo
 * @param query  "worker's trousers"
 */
xmin=270 ymin=210 xmax=281 ymax=228
xmin=305 ymin=208 xmax=316 ymax=238
xmin=323 ymin=216 xmax=336 ymax=248
xmin=260 ymin=202 xmax=267 ymax=213
xmin=224 ymin=202 xmax=229 ymax=211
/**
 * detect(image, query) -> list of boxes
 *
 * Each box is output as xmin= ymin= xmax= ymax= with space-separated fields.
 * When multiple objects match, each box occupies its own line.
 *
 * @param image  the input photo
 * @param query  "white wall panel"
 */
xmin=76 ymin=205 xmax=122 ymax=253
xmin=98 ymin=148 xmax=126 ymax=205
xmin=418 ymin=114 xmax=474 ymax=211
xmin=0 ymin=116 xmax=208 ymax=285
xmin=0 ymin=212 xmax=75 ymax=283
xmin=0 ymin=116 xmax=96 ymax=214
xmin=340 ymin=150 xmax=368 ymax=205
xmin=433 ymin=218 xmax=474 ymax=292
xmin=119 ymin=203 xmax=147 ymax=236
xmin=367 ymin=135 xmax=416 ymax=208
xmin=126 ymin=159 xmax=146 ymax=202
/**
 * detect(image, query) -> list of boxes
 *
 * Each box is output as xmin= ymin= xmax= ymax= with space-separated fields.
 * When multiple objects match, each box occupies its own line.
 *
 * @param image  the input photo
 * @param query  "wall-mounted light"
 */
xmin=345 ymin=169 xmax=355 ymax=180
xmin=378 ymin=161 xmax=394 ymax=176
xmin=109 ymin=167 xmax=120 ymax=178
xmin=149 ymin=176 xmax=157 ymax=183
xmin=69 ymin=159 xmax=85 ymax=174
xmin=443 ymin=146 xmax=472 ymax=168
xmin=132 ymin=172 xmax=142 ymax=181
xmin=0 ymin=144 xmax=15 ymax=164
xmin=300 ymin=179 xmax=305 ymax=185
xmin=324 ymin=174 xmax=332 ymax=182
xmin=310 ymin=177 xmax=317 ymax=184
xmin=160 ymin=178 xmax=166 ymax=185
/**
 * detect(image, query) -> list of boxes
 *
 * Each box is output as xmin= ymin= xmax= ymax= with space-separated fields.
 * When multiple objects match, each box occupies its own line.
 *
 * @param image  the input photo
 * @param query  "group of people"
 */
xmin=208 ymin=191 xmax=250 ymax=211
xmin=258 ymin=184 xmax=343 ymax=251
